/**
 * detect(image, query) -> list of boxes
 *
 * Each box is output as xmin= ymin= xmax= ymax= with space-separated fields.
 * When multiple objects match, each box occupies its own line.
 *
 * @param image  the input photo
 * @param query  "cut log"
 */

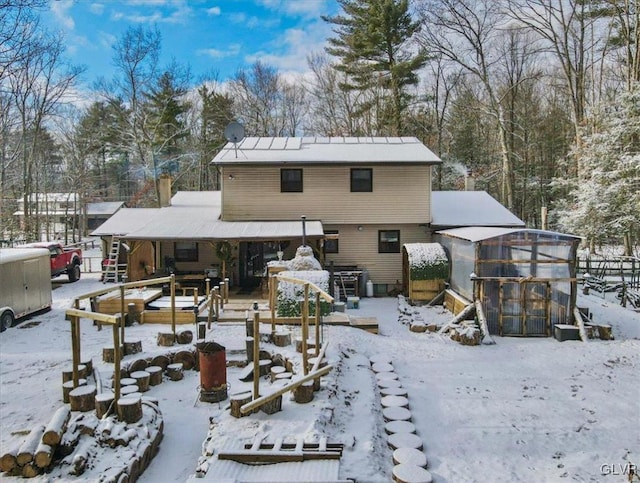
xmin=120 ymin=385 xmax=139 ymax=396
xmin=372 ymin=362 xmax=394 ymax=373
xmin=95 ymin=393 xmax=114 ymax=419
xmin=119 ymin=377 xmax=137 ymax=387
xmin=157 ymin=332 xmax=175 ymax=347
xmin=130 ymin=370 xmax=151 ymax=392
xmin=166 ymin=363 xmax=184 ymax=381
xmin=230 ymin=391 xmax=253 ymax=418
xmin=62 ymin=378 xmax=86 ymax=404
xmin=597 ymin=324 xmax=613 ymax=340
xmin=150 ymin=354 xmax=171 ymax=370
xmin=380 ymin=386 xmax=408 ymax=397
xmin=438 ymin=303 xmax=476 ymax=335
xmin=103 ymin=346 xmax=123 ymax=363
xmin=68 ymin=438 xmax=93 ymax=476
xmin=260 ymin=393 xmax=282 ymax=415
xmin=146 ymin=366 xmax=163 ymax=386
xmin=0 ymin=440 xmax=20 ymax=473
xmin=393 ymin=447 xmax=428 ymax=468
xmin=69 ymin=384 xmax=97 ymax=412
xmin=245 ymin=336 xmax=254 ymax=362
xmin=295 ymin=338 xmax=316 ymax=353
xmin=274 ymin=372 xmax=292 ymax=383
xmin=409 ymin=323 xmax=427 ymax=333
xmin=474 ymin=300 xmax=496 ymax=345
xmin=42 ymin=406 xmax=71 ymax=446
xmin=392 ymin=463 xmax=433 ymax=483
xmin=173 ymin=350 xmax=195 ymax=370
xmin=387 ymin=432 xmax=423 ymax=451
xmin=293 ymin=380 xmax=314 ymax=404
xmin=369 ymin=355 xmax=392 ymax=366
xmin=123 ymin=340 xmax=142 ymax=356
xmin=16 ymin=424 xmax=45 ymax=466
xmin=383 ymin=407 xmax=412 ymax=423
xmin=258 ymin=359 xmax=271 ymax=377
xmin=270 ymin=365 xmax=286 ymax=382
xmin=385 ymin=420 xmax=416 ymax=435
xmin=128 ymin=358 xmax=148 ymax=373
xmin=21 ymin=462 xmax=42 ymax=478
xmin=273 ymin=331 xmax=291 ymax=347
xmin=381 ymin=395 xmax=410 ymax=409
xmin=117 ymin=396 xmax=142 ymax=424
xmin=34 ymin=441 xmax=54 ymax=468
xmin=176 ymin=330 xmax=193 ymax=344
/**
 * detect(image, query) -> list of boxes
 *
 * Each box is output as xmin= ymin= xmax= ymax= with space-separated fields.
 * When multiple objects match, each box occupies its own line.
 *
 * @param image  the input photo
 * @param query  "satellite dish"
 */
xmin=224 ymin=122 xmax=245 ymax=143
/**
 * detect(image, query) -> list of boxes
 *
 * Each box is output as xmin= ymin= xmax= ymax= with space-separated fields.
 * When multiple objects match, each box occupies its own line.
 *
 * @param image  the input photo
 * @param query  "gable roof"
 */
xmin=91 ymin=191 xmax=323 ymax=241
xmin=436 ymin=226 xmax=581 ymax=243
xmin=431 ymin=191 xmax=525 ymax=228
xmin=87 ymin=201 xmax=124 ymax=216
xmin=213 ymin=136 xmax=441 ymax=165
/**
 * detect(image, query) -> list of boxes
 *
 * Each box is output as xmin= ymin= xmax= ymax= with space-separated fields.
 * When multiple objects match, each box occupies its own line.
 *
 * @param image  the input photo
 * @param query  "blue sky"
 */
xmin=45 ymin=0 xmax=340 ymax=87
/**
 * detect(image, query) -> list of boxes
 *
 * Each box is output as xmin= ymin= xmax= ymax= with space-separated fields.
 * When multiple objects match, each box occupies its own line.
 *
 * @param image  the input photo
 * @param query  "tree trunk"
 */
xmin=43 ymin=406 xmax=71 ymax=446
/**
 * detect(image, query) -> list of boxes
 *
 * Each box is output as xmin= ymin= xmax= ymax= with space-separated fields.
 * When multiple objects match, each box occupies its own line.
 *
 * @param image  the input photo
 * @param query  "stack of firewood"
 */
xmin=0 ymin=407 xmax=70 ymax=478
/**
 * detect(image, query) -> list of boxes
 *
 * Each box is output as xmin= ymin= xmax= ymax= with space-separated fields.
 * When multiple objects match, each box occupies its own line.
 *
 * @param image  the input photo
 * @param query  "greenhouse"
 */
xmin=435 ymin=227 xmax=581 ymax=337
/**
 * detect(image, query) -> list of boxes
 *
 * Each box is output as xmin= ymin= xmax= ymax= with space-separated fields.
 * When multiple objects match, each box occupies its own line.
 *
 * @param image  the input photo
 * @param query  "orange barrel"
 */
xmin=197 ymin=342 xmax=227 ymax=402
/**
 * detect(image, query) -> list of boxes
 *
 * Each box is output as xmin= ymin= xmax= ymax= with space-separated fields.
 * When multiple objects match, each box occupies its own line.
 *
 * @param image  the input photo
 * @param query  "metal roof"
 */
xmin=213 ymin=136 xmax=441 ymax=165
xmin=431 ymin=191 xmax=525 ymax=228
xmin=91 ymin=191 xmax=323 ymax=240
xmin=0 ymin=248 xmax=50 ymax=263
xmin=436 ymin=226 xmax=582 ymax=243
xmin=87 ymin=202 xmax=124 ymax=216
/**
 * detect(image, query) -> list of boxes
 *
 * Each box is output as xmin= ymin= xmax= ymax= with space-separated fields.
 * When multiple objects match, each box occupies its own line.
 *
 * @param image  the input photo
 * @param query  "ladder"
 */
xmin=102 ymin=236 xmax=122 ymax=283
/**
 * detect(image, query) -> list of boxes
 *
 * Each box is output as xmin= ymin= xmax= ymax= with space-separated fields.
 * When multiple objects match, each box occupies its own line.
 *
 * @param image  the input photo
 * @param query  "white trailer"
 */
xmin=0 ymin=248 xmax=52 ymax=331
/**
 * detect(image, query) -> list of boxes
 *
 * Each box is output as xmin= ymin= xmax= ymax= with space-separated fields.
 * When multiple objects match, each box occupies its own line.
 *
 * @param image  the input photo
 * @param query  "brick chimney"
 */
xmin=158 ymin=173 xmax=172 ymax=207
xmin=464 ymin=170 xmax=476 ymax=191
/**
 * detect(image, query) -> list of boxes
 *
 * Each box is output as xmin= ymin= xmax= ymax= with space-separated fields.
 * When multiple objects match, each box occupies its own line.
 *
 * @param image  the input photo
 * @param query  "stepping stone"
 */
xmin=377 ymin=378 xmax=402 ymax=389
xmin=375 ymin=372 xmax=399 ymax=381
xmin=381 ymin=395 xmax=409 ymax=409
xmin=392 ymin=464 xmax=433 ymax=483
xmin=387 ymin=432 xmax=424 ymax=451
xmin=385 ymin=420 xmax=416 ymax=435
xmin=369 ymin=355 xmax=392 ymax=366
xmin=371 ymin=362 xmax=394 ymax=373
xmin=383 ymin=406 xmax=412 ymax=422
xmin=393 ymin=447 xmax=428 ymax=468
xmin=380 ymin=386 xmax=408 ymax=397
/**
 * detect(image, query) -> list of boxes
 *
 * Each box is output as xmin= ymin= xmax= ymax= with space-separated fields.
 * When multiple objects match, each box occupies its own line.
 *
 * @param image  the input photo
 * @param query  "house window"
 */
xmin=351 ymin=168 xmax=372 ymax=192
xmin=379 ymin=230 xmax=400 ymax=253
xmin=324 ymin=230 xmax=339 ymax=254
xmin=281 ymin=169 xmax=303 ymax=192
xmin=175 ymin=241 xmax=198 ymax=262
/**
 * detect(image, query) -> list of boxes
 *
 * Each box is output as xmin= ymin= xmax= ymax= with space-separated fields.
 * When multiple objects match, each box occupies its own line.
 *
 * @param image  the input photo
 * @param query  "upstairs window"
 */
xmin=351 ymin=168 xmax=372 ymax=192
xmin=281 ymin=168 xmax=303 ymax=192
xmin=379 ymin=230 xmax=400 ymax=253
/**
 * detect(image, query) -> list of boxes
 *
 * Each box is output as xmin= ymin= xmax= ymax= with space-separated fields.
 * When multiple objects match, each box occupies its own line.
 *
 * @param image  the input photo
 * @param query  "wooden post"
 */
xmin=314 ymin=291 xmax=321 ymax=357
xmin=252 ymin=310 xmax=260 ymax=400
xmin=213 ymin=287 xmax=220 ymax=325
xmin=71 ymin=316 xmax=80 ymax=388
xmin=219 ymin=282 xmax=225 ymax=310
xmin=205 ymin=278 xmax=210 ymax=297
xmin=193 ymin=287 xmax=198 ymax=307
xmin=224 ymin=277 xmax=230 ymax=302
xmin=302 ymin=283 xmax=309 ymax=376
xmin=113 ymin=316 xmax=121 ymax=404
xmin=73 ymin=300 xmax=81 ymax=381
xmin=270 ymin=275 xmax=276 ymax=334
xmin=546 ymin=282 xmax=552 ymax=337
xmin=170 ymin=274 xmax=176 ymax=336
xmin=119 ymin=285 xmax=126 ymax=343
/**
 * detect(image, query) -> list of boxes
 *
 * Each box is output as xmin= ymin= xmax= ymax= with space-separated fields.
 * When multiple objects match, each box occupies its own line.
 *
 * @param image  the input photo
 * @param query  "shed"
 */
xmin=435 ymin=227 xmax=581 ymax=337
xmin=402 ymin=243 xmax=448 ymax=303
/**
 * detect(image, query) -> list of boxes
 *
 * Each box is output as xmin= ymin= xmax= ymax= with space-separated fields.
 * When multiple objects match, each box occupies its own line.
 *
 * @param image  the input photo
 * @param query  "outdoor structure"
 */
xmin=402 ymin=243 xmax=448 ymax=303
xmin=13 ymin=193 xmax=80 ymax=236
xmin=435 ymin=227 xmax=582 ymax=336
xmin=86 ymin=202 xmax=124 ymax=231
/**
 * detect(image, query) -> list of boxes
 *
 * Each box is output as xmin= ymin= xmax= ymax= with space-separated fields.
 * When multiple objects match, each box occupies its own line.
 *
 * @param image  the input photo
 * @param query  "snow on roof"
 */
xmin=436 ymin=226 xmax=582 ymax=243
xmin=213 ymin=136 xmax=441 ymax=165
xmin=91 ymin=191 xmax=323 ymax=240
xmin=189 ymin=459 xmax=340 ymax=482
xmin=87 ymin=201 xmax=124 ymax=216
xmin=0 ymin=247 xmax=50 ymax=263
xmin=403 ymin=243 xmax=447 ymax=267
xmin=16 ymin=192 xmax=79 ymax=202
xmin=431 ymin=191 xmax=525 ymax=228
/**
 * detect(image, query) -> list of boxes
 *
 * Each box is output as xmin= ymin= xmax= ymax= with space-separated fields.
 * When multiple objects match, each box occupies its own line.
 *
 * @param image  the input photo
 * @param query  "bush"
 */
xmin=276 ymin=270 xmax=331 ymax=317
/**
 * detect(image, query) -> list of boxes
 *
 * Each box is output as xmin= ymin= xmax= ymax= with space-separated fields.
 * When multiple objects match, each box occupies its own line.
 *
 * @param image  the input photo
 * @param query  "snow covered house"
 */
xmin=92 ymin=137 xmax=525 ymax=295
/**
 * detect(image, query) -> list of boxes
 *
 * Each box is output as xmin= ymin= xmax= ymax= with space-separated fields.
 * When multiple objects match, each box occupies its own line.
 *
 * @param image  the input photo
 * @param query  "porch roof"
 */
xmin=91 ymin=191 xmax=323 ymax=241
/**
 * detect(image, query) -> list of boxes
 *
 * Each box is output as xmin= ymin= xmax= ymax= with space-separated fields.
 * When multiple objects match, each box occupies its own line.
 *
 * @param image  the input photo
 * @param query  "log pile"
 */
xmin=449 ymin=324 xmax=481 ymax=346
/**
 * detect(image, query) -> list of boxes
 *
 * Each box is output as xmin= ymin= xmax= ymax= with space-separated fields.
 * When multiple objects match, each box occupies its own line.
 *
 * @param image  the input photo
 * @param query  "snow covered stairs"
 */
xmin=370 ymin=355 xmax=433 ymax=483
xmin=217 ymin=435 xmax=343 ymax=463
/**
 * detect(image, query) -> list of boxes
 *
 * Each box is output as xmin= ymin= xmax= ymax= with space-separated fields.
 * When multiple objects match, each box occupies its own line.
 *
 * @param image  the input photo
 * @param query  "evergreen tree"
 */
xmin=323 ymin=0 xmax=428 ymax=135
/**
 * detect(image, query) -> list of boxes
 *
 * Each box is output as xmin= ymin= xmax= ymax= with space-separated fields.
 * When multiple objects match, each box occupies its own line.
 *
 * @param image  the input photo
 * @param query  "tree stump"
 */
xmin=245 ymin=337 xmax=254 ymax=362
xmin=103 ymin=347 xmax=122 ymax=363
xmin=123 ymin=340 xmax=142 ymax=356
xmin=270 ymin=365 xmax=286 ymax=382
xmin=120 ymin=385 xmax=139 ymax=396
xmin=166 ymin=363 xmax=184 ymax=381
xmin=383 ymin=406 xmax=412 ymax=423
xmin=273 ymin=331 xmax=291 ymax=347
xmin=130 ymin=371 xmax=151 ymax=392
xmin=173 ymin=350 xmax=195 ymax=370
xmin=230 ymin=391 xmax=253 ymax=418
xmin=380 ymin=386 xmax=408 ymax=397
xmin=119 ymin=377 xmax=137 ymax=388
xmin=128 ymin=358 xmax=149 ymax=373
xmin=157 ymin=332 xmax=175 ymax=347
xmin=261 ymin=394 xmax=282 ymax=415
xmin=80 ymin=358 xmax=93 ymax=375
xmin=95 ymin=393 xmax=115 ymax=419
xmin=62 ymin=364 xmax=88 ymax=382
xmin=393 ymin=447 xmax=428 ymax=468
xmin=410 ymin=323 xmax=427 ymax=333
xmin=271 ymin=353 xmax=285 ymax=367
xmin=372 ymin=362 xmax=394 ymax=373
xmin=378 ymin=378 xmax=402 ymax=389
xmin=117 ymin=395 xmax=142 ymax=423
xmin=385 ymin=420 xmax=417 ymax=435
xmin=392 ymin=464 xmax=433 ymax=483
xmin=123 ymin=391 xmax=142 ymax=400
xmin=388 ymin=432 xmax=423 ymax=451
xmin=258 ymin=359 xmax=272 ymax=377
xmin=245 ymin=319 xmax=254 ymax=337
xmin=150 ymin=354 xmax=171 ymax=370
xmin=597 ymin=325 xmax=613 ymax=340
xmin=62 ymin=379 xmax=86 ymax=404
xmin=293 ymin=380 xmax=314 ymax=404
xmin=381 ymin=395 xmax=410 ymax=409
xmin=146 ymin=366 xmax=163 ymax=386
xmin=376 ymin=371 xmax=399 ymax=382
xmin=176 ymin=330 xmax=193 ymax=344
xmin=370 ymin=354 xmax=392 ymax=366
xmin=69 ymin=384 xmax=97 ymax=412
xmin=274 ymin=372 xmax=292 ymax=383
xmin=295 ymin=338 xmax=316 ymax=353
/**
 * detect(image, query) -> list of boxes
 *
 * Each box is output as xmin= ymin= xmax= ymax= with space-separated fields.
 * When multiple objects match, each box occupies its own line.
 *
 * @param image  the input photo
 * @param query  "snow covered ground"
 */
xmin=0 ymin=270 xmax=638 ymax=482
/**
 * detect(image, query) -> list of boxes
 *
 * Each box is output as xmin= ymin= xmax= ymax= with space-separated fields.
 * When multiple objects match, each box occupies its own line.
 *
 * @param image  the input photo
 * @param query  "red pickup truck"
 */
xmin=20 ymin=242 xmax=83 ymax=282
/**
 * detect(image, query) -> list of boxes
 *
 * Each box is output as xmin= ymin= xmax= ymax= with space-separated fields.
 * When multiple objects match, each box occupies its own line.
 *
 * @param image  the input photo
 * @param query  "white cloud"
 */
xmin=198 ymin=44 xmax=241 ymax=59
xmin=229 ymin=12 xmax=279 ymax=29
xmin=206 ymin=6 xmax=221 ymax=16
xmin=256 ymin=0 xmax=330 ymax=18
xmin=110 ymin=0 xmax=192 ymax=25
xmin=89 ymin=3 xmax=105 ymax=15
xmin=98 ymin=31 xmax=117 ymax=50
xmin=51 ymin=0 xmax=75 ymax=30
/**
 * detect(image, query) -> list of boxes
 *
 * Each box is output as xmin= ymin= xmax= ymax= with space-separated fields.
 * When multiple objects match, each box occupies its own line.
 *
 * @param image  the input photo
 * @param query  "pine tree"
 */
xmin=323 ymin=0 xmax=428 ymax=135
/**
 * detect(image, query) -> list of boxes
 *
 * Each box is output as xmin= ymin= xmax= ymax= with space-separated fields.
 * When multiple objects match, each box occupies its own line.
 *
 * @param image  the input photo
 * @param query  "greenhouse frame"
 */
xmin=435 ymin=227 xmax=582 ymax=337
